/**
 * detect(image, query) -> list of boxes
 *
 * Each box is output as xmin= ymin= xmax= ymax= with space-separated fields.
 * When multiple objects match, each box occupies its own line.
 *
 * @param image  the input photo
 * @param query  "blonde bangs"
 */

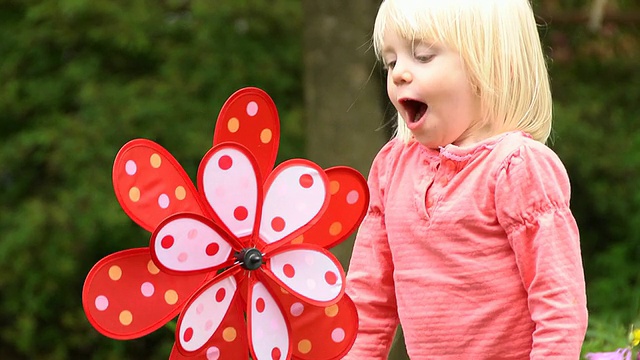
xmin=373 ymin=0 xmax=456 ymax=59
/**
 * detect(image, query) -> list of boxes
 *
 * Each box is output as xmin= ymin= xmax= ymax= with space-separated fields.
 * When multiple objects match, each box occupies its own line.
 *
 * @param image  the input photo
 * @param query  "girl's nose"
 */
xmin=390 ymin=62 xmax=412 ymax=85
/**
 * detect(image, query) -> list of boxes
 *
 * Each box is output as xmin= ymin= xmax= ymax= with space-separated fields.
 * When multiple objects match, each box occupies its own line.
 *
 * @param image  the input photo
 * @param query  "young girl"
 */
xmin=344 ymin=0 xmax=588 ymax=358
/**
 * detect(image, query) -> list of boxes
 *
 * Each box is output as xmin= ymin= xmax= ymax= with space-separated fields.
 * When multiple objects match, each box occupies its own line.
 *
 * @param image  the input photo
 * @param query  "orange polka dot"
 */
xmin=298 ymin=339 xmax=312 ymax=354
xmin=119 ymin=310 xmax=133 ymax=326
xmin=325 ymin=304 xmax=339 ymax=317
xmin=291 ymin=235 xmax=304 ymax=244
xmin=108 ymin=266 xmax=122 ymax=281
xmin=329 ymin=181 xmax=340 ymax=195
xmin=165 ymin=290 xmax=178 ymax=305
xmin=175 ymin=186 xmax=186 ymax=200
xmin=129 ymin=187 xmax=140 ymax=202
xmin=260 ymin=128 xmax=272 ymax=144
xmin=227 ymin=117 xmax=240 ymax=133
xmin=329 ymin=222 xmax=342 ymax=236
xmin=280 ymin=287 xmax=289 ymax=294
xmin=222 ymin=327 xmax=237 ymax=342
xmin=150 ymin=154 xmax=162 ymax=168
xmin=147 ymin=260 xmax=160 ymax=275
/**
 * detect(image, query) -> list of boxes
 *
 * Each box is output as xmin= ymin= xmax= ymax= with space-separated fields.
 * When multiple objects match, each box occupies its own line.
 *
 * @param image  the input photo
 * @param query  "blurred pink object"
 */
xmin=585 ymin=348 xmax=631 ymax=360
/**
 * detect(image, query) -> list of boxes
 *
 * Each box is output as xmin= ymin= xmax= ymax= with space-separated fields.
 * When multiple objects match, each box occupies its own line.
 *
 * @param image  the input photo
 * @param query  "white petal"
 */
xmin=248 ymin=280 xmax=290 ymax=360
xmin=259 ymin=161 xmax=327 ymax=244
xmin=200 ymin=145 xmax=259 ymax=239
xmin=178 ymin=275 xmax=237 ymax=352
xmin=152 ymin=215 xmax=233 ymax=272
xmin=269 ymin=248 xmax=343 ymax=303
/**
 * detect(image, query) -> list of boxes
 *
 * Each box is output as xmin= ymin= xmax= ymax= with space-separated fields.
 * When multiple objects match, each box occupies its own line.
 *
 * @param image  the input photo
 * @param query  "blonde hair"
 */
xmin=373 ymin=0 xmax=552 ymax=144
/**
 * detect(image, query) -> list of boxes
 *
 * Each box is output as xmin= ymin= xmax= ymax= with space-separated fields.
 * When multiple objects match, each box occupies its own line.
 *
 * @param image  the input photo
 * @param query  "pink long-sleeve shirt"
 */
xmin=344 ymin=131 xmax=588 ymax=359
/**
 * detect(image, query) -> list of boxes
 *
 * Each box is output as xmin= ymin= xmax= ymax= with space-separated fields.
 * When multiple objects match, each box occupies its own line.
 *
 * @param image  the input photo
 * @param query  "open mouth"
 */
xmin=400 ymin=99 xmax=428 ymax=123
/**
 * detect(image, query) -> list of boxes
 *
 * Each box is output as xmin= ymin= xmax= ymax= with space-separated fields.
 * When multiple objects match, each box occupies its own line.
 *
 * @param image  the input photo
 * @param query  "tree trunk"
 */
xmin=302 ymin=0 xmax=387 ymax=268
xmin=302 ymin=0 xmax=387 ymax=178
xmin=302 ymin=1 xmax=408 ymax=359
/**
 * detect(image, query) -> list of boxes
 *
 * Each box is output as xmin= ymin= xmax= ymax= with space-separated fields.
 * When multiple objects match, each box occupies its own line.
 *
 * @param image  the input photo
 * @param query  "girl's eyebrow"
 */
xmin=380 ymin=47 xmax=397 ymax=56
xmin=412 ymin=40 xmax=437 ymax=50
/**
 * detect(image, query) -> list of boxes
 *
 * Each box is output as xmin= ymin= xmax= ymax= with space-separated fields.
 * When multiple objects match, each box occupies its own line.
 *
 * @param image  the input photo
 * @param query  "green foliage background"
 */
xmin=0 ymin=0 xmax=638 ymax=359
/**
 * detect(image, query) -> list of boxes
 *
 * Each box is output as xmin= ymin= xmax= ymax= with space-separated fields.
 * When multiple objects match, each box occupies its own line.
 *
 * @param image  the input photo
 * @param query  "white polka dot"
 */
xmin=95 ymin=295 xmax=109 ymax=311
xmin=125 ymin=160 xmax=137 ymax=175
xmin=141 ymin=282 xmax=154 ymax=297
xmin=206 ymin=346 xmax=221 ymax=360
xmin=158 ymin=194 xmax=170 ymax=209
xmin=331 ymin=328 xmax=346 ymax=343
xmin=304 ymin=254 xmax=315 ymax=266
xmin=346 ymin=190 xmax=359 ymax=204
xmin=307 ymin=279 xmax=317 ymax=290
xmin=246 ymin=101 xmax=258 ymax=116
xmin=290 ymin=302 xmax=304 ymax=317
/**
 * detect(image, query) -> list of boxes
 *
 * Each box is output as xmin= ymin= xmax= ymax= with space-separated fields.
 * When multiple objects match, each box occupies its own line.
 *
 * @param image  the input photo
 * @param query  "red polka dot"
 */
xmin=256 ymin=298 xmax=266 ymax=313
xmin=206 ymin=242 xmax=220 ymax=256
xmin=218 ymin=155 xmax=233 ymax=170
xmin=183 ymin=327 xmax=194 ymax=342
xmin=215 ymin=288 xmax=226 ymax=302
xmin=161 ymin=235 xmax=174 ymax=249
xmin=271 ymin=217 xmax=285 ymax=232
xmin=271 ymin=347 xmax=282 ymax=360
xmin=234 ymin=206 xmax=248 ymax=221
xmin=325 ymin=271 xmax=338 ymax=285
xmin=283 ymin=264 xmax=295 ymax=278
xmin=299 ymin=174 xmax=314 ymax=188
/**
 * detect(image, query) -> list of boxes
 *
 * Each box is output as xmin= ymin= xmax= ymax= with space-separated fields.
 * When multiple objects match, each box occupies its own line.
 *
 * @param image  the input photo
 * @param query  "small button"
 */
xmin=426 ymin=197 xmax=433 ymax=208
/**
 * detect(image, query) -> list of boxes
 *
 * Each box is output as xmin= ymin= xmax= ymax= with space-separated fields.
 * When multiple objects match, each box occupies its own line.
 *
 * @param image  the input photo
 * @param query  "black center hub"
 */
xmin=235 ymin=248 xmax=263 ymax=270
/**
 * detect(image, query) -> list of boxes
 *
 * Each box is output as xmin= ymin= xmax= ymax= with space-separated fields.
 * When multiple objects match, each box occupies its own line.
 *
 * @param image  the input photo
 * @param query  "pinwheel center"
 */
xmin=235 ymin=248 xmax=263 ymax=271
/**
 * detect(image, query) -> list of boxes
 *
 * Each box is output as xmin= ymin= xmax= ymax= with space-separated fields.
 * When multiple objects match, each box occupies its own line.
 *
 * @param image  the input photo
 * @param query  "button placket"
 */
xmin=417 ymin=158 xmax=438 ymax=219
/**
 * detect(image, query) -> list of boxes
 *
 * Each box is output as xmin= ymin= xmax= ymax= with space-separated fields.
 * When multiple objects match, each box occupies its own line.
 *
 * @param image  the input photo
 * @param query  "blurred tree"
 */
xmin=0 ymin=0 xmax=302 ymax=358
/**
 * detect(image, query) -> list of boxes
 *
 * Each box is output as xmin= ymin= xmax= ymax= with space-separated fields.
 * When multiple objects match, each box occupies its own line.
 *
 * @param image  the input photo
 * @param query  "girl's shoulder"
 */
xmin=490 ymin=131 xmax=566 ymax=171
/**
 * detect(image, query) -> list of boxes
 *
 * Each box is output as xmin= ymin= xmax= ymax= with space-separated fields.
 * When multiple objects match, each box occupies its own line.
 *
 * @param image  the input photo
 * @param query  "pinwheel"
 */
xmin=82 ymin=87 xmax=368 ymax=360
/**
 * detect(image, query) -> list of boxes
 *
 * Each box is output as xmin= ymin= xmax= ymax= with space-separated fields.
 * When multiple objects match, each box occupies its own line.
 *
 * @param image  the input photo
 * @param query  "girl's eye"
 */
xmin=415 ymin=54 xmax=435 ymax=63
xmin=383 ymin=60 xmax=396 ymax=70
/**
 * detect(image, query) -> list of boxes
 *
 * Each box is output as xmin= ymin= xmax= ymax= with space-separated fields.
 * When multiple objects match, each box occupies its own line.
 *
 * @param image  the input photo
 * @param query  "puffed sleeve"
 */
xmin=494 ymin=143 xmax=588 ymax=359
xmin=342 ymin=140 xmax=400 ymax=360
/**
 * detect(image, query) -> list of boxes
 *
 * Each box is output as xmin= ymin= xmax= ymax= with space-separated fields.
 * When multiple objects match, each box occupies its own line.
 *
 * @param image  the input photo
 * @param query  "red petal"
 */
xmin=82 ymin=248 xmax=209 ymax=339
xmin=213 ymin=87 xmax=280 ymax=180
xmin=292 ymin=167 xmax=368 ymax=249
xmin=263 ymin=276 xmax=358 ymax=360
xmin=113 ymin=139 xmax=208 ymax=232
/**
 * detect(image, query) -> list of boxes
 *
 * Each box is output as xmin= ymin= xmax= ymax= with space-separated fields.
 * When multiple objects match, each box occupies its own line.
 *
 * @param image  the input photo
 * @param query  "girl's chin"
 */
xmin=411 ymin=132 xmax=443 ymax=149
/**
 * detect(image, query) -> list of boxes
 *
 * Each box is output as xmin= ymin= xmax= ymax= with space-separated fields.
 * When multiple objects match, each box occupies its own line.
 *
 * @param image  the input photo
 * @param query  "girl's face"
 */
xmin=382 ymin=30 xmax=485 ymax=149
